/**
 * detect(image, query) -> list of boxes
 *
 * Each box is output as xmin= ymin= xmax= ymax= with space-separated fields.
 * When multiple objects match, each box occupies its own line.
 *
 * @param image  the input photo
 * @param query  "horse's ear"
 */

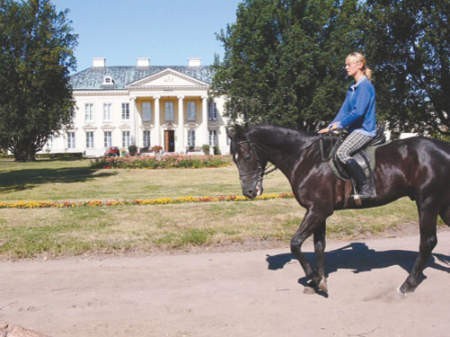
xmin=226 ymin=126 xmax=236 ymax=139
xmin=227 ymin=124 xmax=244 ymax=139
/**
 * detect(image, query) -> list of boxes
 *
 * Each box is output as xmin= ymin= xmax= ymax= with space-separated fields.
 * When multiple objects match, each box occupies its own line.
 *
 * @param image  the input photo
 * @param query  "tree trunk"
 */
xmin=13 ymin=144 xmax=37 ymax=162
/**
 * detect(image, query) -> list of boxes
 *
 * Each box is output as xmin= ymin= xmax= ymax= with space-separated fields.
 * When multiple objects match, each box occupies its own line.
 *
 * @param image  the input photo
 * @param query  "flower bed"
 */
xmin=0 ymin=192 xmax=294 ymax=209
xmin=91 ymin=154 xmax=230 ymax=169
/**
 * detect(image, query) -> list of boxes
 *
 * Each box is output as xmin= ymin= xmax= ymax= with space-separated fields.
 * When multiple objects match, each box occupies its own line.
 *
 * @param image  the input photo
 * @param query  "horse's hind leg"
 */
xmin=400 ymin=200 xmax=438 ymax=293
xmin=439 ymin=205 xmax=450 ymax=226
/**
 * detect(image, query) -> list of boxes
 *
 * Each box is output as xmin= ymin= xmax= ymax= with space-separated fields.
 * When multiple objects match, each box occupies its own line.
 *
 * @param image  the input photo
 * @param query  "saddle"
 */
xmin=319 ymin=127 xmax=387 ymax=182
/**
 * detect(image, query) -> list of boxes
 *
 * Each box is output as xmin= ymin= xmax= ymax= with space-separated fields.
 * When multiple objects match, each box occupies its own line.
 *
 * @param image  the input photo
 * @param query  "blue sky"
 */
xmin=53 ymin=0 xmax=241 ymax=72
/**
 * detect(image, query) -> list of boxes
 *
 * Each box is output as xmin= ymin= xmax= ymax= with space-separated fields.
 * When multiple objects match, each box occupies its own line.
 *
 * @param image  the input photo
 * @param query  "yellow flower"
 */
xmin=0 ymin=192 xmax=294 ymax=209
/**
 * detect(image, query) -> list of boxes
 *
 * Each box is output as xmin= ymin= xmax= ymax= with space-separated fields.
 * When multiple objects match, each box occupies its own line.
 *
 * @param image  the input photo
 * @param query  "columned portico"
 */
xmin=54 ymin=63 xmax=230 ymax=157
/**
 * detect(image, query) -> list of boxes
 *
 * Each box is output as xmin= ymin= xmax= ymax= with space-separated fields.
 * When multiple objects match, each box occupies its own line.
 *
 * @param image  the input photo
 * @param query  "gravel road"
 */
xmin=1 ymin=231 xmax=449 ymax=337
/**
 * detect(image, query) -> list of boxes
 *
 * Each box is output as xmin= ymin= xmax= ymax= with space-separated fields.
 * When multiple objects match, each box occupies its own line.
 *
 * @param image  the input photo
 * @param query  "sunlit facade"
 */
xmin=44 ymin=57 xmax=229 ymax=156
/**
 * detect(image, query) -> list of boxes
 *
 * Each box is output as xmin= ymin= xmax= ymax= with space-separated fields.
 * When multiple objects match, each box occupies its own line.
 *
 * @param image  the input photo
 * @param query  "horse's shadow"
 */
xmin=266 ymin=242 xmax=450 ymax=286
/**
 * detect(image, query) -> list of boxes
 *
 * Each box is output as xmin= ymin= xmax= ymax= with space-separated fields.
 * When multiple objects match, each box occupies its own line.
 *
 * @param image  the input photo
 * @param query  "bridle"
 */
xmin=235 ymin=140 xmax=278 ymax=182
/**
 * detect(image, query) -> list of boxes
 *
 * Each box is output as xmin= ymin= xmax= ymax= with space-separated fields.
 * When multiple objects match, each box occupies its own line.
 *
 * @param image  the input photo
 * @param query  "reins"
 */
xmin=317 ymin=130 xmax=348 ymax=162
xmin=237 ymin=140 xmax=278 ymax=179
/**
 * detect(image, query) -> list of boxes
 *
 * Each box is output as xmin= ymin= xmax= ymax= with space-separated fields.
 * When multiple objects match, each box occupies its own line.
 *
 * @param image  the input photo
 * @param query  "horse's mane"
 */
xmin=246 ymin=124 xmax=318 ymax=150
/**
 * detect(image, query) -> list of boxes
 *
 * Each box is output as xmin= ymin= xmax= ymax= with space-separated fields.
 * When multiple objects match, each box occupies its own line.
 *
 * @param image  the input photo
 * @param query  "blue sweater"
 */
xmin=331 ymin=77 xmax=377 ymax=136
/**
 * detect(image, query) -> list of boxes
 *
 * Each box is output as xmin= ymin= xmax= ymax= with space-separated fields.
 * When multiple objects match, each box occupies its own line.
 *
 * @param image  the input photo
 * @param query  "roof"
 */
xmin=70 ymin=65 xmax=214 ymax=90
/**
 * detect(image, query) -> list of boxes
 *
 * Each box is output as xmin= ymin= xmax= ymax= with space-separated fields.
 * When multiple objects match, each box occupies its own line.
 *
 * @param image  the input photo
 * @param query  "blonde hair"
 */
xmin=347 ymin=52 xmax=372 ymax=80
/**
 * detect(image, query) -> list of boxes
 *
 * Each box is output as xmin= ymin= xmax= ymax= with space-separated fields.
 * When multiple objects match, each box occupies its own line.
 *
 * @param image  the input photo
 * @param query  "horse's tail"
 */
xmin=439 ymin=205 xmax=450 ymax=226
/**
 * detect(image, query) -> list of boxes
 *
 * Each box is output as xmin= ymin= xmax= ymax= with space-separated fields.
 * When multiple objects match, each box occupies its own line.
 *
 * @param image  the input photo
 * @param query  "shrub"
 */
xmin=128 ymin=145 xmax=138 ymax=156
xmin=151 ymin=145 xmax=163 ymax=153
xmin=91 ymin=154 xmax=230 ymax=169
xmin=202 ymin=144 xmax=210 ymax=155
xmin=36 ymin=152 xmax=84 ymax=160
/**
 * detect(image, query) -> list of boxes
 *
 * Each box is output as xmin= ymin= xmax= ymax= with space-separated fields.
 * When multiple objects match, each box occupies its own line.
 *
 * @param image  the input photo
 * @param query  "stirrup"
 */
xmin=352 ymin=186 xmax=375 ymax=206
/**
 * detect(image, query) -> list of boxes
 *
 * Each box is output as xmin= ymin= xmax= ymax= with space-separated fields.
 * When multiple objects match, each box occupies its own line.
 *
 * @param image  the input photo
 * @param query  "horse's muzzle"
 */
xmin=242 ymin=181 xmax=263 ymax=199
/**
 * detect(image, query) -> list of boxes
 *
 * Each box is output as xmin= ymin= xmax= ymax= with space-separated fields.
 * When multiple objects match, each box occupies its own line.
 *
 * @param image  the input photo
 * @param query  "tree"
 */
xmin=362 ymin=0 xmax=449 ymax=136
xmin=212 ymin=0 xmax=365 ymax=130
xmin=0 ymin=0 xmax=77 ymax=161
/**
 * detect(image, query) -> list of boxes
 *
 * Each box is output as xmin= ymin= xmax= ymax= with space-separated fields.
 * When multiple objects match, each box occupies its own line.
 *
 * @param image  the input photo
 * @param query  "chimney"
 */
xmin=137 ymin=57 xmax=150 ymax=67
xmin=92 ymin=57 xmax=106 ymax=68
xmin=188 ymin=57 xmax=201 ymax=67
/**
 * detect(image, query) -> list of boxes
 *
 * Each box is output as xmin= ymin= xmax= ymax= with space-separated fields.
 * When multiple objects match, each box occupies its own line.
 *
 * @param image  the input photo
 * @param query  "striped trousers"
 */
xmin=336 ymin=131 xmax=374 ymax=163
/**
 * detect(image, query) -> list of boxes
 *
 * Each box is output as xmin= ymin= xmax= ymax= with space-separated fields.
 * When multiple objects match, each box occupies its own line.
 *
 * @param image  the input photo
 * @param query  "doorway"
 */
xmin=164 ymin=130 xmax=175 ymax=152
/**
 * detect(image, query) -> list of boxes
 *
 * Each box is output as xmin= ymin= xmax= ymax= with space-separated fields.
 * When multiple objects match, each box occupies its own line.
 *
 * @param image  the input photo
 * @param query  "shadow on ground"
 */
xmin=266 ymin=242 xmax=450 ymax=277
xmin=0 ymin=167 xmax=117 ymax=192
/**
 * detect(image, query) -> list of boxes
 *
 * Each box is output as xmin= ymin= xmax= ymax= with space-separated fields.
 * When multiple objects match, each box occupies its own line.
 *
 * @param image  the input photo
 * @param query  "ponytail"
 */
xmin=364 ymin=66 xmax=372 ymax=81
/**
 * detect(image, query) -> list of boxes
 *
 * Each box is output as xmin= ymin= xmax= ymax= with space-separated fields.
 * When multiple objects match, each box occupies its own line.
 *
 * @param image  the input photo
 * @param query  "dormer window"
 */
xmin=103 ymin=76 xmax=114 ymax=86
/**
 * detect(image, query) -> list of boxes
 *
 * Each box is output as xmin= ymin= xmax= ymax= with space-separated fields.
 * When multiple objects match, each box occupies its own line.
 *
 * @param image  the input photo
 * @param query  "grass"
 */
xmin=0 ymin=158 xmax=435 ymax=259
xmin=0 ymin=158 xmax=287 ymax=200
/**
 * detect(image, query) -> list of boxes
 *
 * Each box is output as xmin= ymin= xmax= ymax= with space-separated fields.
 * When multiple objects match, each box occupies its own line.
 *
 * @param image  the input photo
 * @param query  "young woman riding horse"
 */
xmin=319 ymin=52 xmax=376 ymax=200
xmin=229 ymin=124 xmax=450 ymax=295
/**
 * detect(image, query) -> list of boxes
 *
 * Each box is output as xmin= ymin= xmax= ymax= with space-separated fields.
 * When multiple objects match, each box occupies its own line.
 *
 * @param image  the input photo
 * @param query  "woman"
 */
xmin=318 ymin=52 xmax=377 ymax=199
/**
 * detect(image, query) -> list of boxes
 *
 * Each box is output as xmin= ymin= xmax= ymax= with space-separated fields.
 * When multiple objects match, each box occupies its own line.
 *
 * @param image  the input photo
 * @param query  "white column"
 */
xmin=130 ymin=97 xmax=137 ymax=146
xmin=177 ymin=95 xmax=184 ymax=152
xmin=200 ymin=96 xmax=209 ymax=148
xmin=154 ymin=95 xmax=160 ymax=147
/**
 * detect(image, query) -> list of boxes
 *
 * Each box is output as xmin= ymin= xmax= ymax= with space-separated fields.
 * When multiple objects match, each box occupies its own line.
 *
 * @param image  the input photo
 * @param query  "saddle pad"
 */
xmin=328 ymin=143 xmax=385 ymax=181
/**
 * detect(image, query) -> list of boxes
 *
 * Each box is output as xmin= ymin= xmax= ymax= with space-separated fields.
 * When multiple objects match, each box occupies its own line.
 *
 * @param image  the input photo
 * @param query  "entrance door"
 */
xmin=164 ymin=130 xmax=175 ymax=152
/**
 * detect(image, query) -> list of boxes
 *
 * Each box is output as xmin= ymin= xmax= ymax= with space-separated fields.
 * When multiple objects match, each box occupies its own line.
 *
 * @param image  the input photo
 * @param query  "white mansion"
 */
xmin=44 ymin=57 xmax=230 ymax=156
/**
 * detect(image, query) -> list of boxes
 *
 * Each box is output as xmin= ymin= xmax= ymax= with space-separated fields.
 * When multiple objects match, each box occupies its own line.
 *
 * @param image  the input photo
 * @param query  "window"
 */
xmin=208 ymin=100 xmax=217 ymax=121
xmin=187 ymin=101 xmax=196 ymax=122
xmin=103 ymin=76 xmax=114 ymax=86
xmin=209 ymin=129 xmax=217 ymax=146
xmin=103 ymin=103 xmax=112 ymax=121
xmin=143 ymin=130 xmax=151 ymax=148
xmin=164 ymin=101 xmax=174 ymax=121
xmin=86 ymin=131 xmax=94 ymax=148
xmin=188 ymin=130 xmax=196 ymax=148
xmin=122 ymin=131 xmax=130 ymax=148
xmin=85 ymin=103 xmax=94 ymax=122
xmin=121 ymin=103 xmax=130 ymax=120
xmin=104 ymin=131 xmax=112 ymax=148
xmin=67 ymin=132 xmax=75 ymax=149
xmin=142 ymin=102 xmax=152 ymax=122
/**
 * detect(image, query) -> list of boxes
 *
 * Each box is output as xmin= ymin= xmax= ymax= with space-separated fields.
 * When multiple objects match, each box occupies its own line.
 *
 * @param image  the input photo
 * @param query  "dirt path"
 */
xmin=1 ymin=231 xmax=449 ymax=337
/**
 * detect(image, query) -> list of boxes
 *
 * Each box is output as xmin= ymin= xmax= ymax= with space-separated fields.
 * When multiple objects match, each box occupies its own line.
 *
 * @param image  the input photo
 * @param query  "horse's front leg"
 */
xmin=314 ymin=221 xmax=327 ymax=293
xmin=290 ymin=209 xmax=327 ymax=293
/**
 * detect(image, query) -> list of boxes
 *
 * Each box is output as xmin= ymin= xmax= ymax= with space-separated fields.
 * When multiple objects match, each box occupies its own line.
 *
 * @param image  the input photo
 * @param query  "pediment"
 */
xmin=127 ymin=68 xmax=208 ymax=89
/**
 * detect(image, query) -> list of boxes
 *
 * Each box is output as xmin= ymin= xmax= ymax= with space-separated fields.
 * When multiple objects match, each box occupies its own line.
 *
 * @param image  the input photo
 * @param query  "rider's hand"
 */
xmin=318 ymin=124 xmax=338 ymax=134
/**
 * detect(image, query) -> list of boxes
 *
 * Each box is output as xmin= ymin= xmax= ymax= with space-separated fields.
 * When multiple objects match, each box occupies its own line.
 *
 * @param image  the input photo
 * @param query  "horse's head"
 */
xmin=228 ymin=126 xmax=266 ymax=199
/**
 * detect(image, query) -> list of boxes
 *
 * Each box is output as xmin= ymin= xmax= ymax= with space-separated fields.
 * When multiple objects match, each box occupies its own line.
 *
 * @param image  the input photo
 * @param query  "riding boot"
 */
xmin=344 ymin=158 xmax=375 ymax=199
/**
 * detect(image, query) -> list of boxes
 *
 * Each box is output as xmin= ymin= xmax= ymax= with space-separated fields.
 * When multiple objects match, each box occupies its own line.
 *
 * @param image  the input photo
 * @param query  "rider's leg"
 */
xmin=336 ymin=131 xmax=374 ymax=198
xmin=344 ymin=158 xmax=374 ymax=198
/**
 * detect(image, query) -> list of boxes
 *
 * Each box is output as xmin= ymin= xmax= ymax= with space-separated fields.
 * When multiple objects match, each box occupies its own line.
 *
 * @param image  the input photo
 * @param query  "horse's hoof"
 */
xmin=396 ymin=287 xmax=407 ymax=297
xmin=318 ymin=278 xmax=328 ymax=294
xmin=399 ymin=282 xmax=416 ymax=294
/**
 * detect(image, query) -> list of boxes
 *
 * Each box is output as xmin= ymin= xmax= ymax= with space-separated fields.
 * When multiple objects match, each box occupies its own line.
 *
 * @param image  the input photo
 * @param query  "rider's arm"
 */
xmin=338 ymin=81 xmax=374 ymax=129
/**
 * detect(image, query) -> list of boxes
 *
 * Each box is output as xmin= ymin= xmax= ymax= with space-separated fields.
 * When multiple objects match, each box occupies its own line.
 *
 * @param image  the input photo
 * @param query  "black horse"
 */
xmin=229 ymin=125 xmax=450 ymax=294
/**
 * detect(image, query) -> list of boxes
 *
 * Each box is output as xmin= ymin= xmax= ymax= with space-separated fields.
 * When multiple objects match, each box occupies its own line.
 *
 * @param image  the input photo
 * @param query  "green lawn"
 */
xmin=0 ymin=158 xmax=426 ymax=259
xmin=0 ymin=158 xmax=289 ymax=200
